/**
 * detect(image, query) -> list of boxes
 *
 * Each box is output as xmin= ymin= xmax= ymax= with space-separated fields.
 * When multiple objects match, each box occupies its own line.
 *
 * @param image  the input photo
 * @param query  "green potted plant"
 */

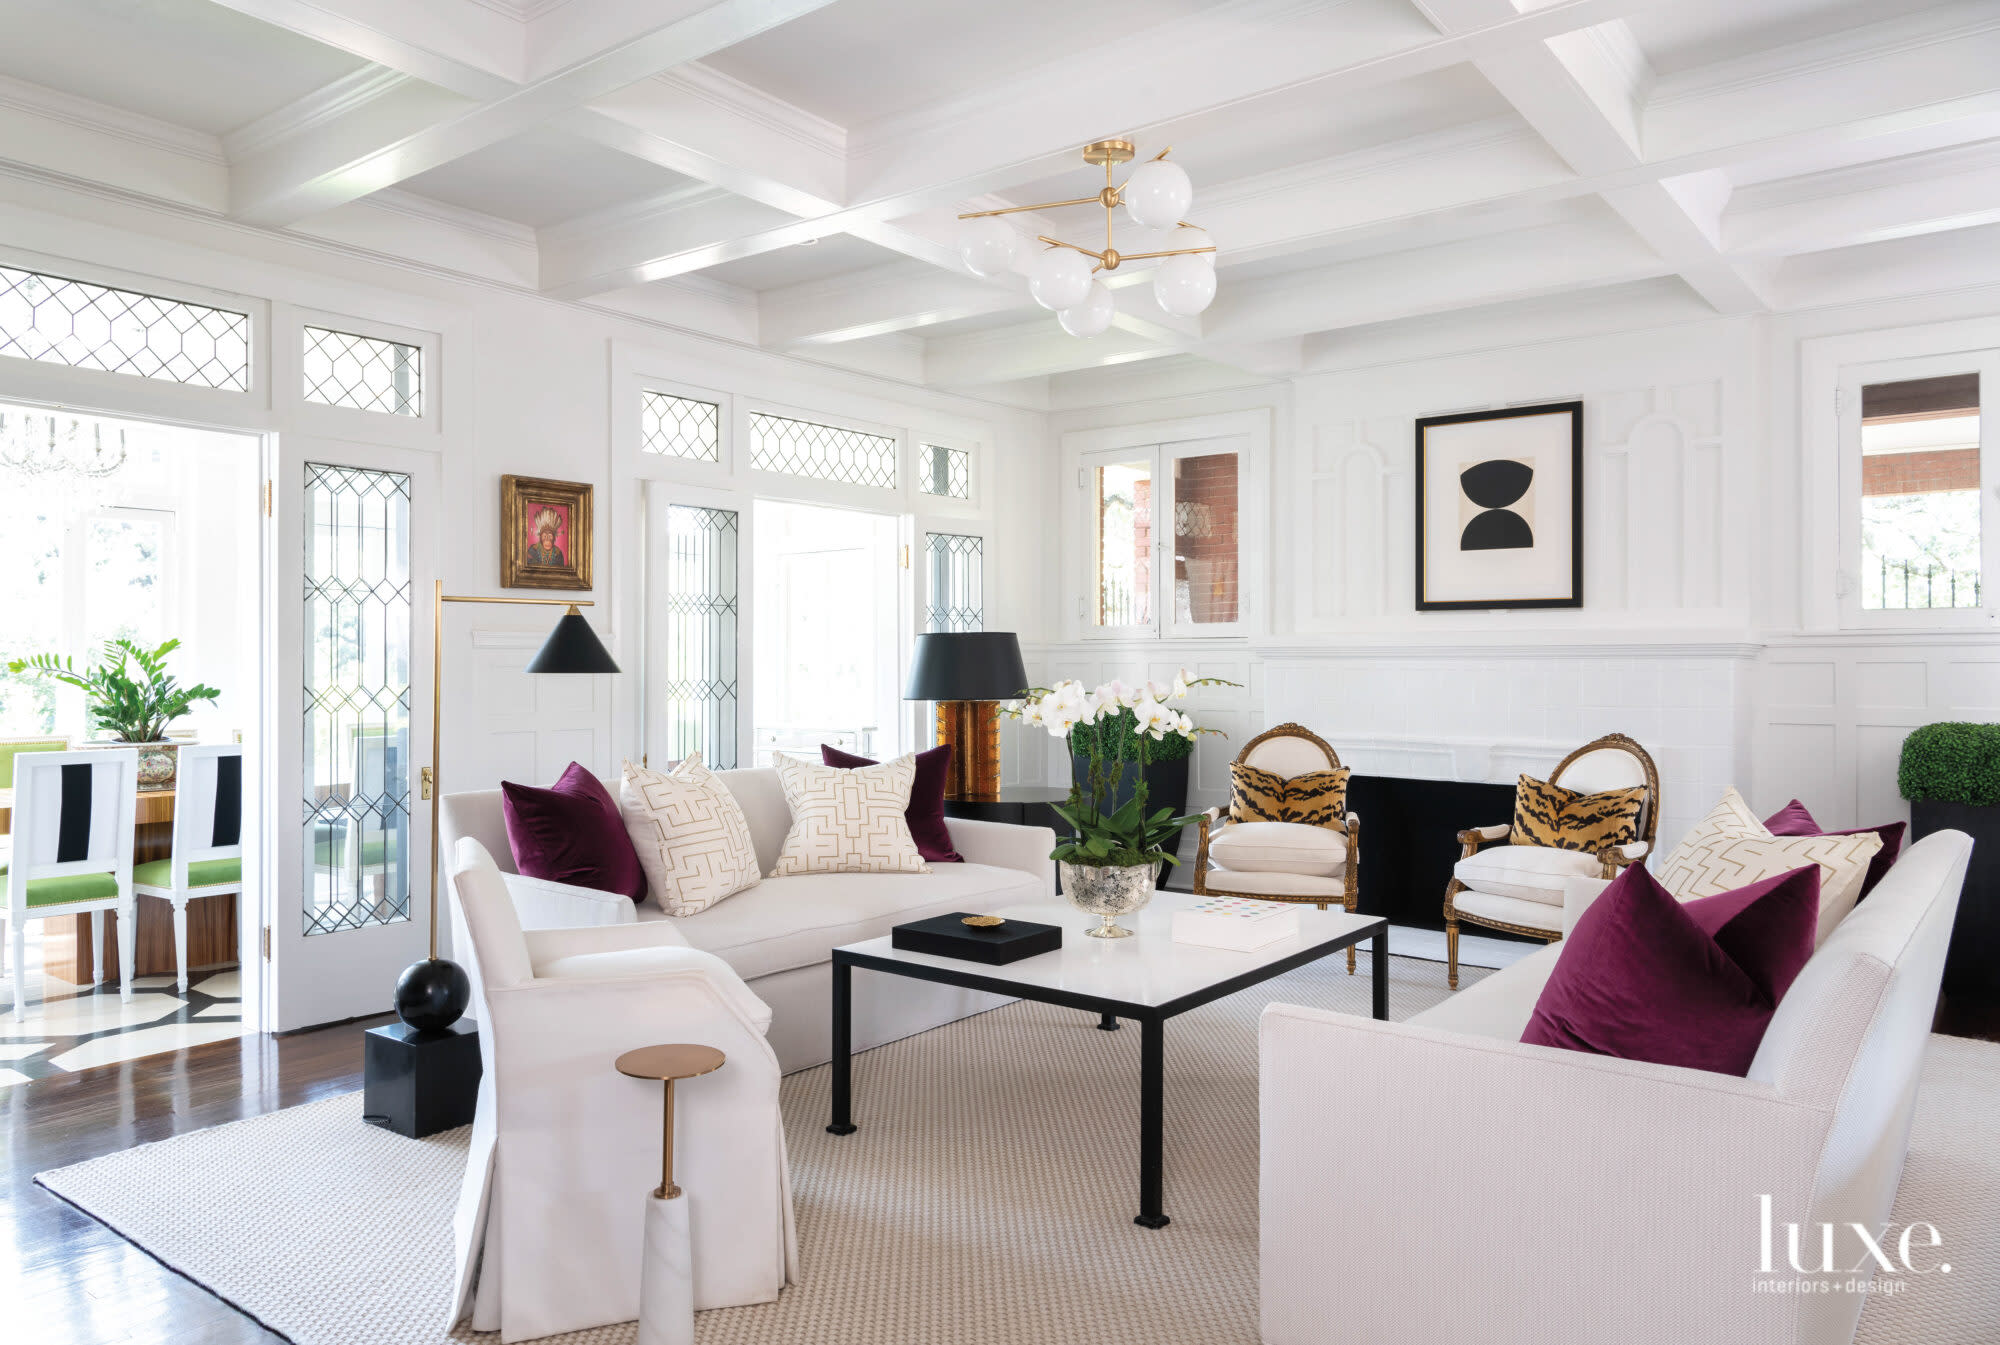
xmin=1010 ymin=672 xmax=1231 ymax=938
xmin=6 ymin=637 xmax=220 ymax=790
xmin=1899 ymin=722 xmax=2000 ymax=1002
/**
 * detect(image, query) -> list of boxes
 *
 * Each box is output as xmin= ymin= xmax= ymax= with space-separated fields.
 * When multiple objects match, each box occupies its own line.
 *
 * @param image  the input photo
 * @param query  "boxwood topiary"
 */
xmin=1898 ymin=722 xmax=2000 ymax=807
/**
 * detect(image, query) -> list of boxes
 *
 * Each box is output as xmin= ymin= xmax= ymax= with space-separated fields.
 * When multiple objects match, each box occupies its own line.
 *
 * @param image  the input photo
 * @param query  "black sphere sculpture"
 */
xmin=395 ymin=957 xmax=471 ymax=1032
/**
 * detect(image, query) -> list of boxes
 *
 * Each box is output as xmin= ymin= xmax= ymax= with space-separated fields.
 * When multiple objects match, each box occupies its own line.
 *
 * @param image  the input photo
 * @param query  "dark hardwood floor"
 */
xmin=2 ymin=1015 xmax=390 ymax=1345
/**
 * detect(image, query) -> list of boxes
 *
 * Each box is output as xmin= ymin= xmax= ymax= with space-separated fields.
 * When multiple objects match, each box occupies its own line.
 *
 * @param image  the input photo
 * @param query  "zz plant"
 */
xmin=7 ymin=637 xmax=220 ymax=742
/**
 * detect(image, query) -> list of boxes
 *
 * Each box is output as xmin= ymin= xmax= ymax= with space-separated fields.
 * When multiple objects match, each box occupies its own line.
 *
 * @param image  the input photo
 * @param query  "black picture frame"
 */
xmin=1414 ymin=400 xmax=1583 ymax=611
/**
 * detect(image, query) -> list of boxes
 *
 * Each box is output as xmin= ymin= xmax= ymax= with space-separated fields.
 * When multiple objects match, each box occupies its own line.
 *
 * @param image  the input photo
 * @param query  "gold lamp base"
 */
xmin=936 ymin=700 xmax=1003 ymax=801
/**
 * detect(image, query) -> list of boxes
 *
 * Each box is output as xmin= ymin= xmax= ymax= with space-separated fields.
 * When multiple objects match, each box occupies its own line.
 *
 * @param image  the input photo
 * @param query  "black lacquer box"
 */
xmin=891 ymin=912 xmax=1062 ymax=965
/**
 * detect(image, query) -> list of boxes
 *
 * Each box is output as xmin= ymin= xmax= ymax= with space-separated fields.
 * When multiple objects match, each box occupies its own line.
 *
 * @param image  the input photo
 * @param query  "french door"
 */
xmin=643 ymin=480 xmax=751 ymax=771
xmin=266 ymin=435 xmax=435 ymax=1031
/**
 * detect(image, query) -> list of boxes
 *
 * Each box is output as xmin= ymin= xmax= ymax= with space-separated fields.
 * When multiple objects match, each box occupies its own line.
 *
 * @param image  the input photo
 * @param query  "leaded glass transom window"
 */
xmin=303 ymin=326 xmax=421 ymax=416
xmin=643 ymin=391 xmax=721 ymax=461
xmin=302 ymin=462 xmax=413 ymax=935
xmin=920 ymin=444 xmax=970 ymax=499
xmin=925 ymin=532 xmax=984 ymax=633
xmin=661 ymin=504 xmax=740 ymax=768
xmin=750 ymin=411 xmax=896 ymax=489
xmin=0 ymin=265 xmax=250 ymax=390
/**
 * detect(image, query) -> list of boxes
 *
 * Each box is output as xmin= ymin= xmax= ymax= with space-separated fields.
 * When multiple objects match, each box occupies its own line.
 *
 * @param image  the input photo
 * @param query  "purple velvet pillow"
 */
xmin=1763 ymin=798 xmax=1905 ymax=900
xmin=820 ymin=743 xmax=962 ymax=863
xmin=501 ymin=761 xmax=646 ymax=901
xmin=1521 ymin=862 xmax=1820 ymax=1076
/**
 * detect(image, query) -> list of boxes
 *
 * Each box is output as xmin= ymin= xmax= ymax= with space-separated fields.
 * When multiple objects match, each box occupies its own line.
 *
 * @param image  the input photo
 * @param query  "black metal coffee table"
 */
xmin=826 ymin=892 xmax=1388 ymax=1228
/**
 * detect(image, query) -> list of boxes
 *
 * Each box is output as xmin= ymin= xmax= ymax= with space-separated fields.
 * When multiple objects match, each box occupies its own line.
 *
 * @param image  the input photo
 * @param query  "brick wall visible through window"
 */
xmin=1173 ymin=451 xmax=1239 ymax=625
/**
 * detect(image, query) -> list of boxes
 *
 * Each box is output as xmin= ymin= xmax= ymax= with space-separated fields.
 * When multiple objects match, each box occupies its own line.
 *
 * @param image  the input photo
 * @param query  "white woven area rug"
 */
xmin=37 ymin=951 xmax=2000 ymax=1345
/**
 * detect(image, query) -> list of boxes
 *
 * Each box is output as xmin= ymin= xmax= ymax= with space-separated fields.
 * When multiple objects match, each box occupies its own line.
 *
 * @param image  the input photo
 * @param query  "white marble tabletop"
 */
xmin=837 ymin=890 xmax=1383 ymax=1010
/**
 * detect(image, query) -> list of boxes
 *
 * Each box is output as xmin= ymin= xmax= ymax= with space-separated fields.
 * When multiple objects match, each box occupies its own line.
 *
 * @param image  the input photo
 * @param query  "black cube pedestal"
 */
xmin=363 ymin=1020 xmax=482 ymax=1138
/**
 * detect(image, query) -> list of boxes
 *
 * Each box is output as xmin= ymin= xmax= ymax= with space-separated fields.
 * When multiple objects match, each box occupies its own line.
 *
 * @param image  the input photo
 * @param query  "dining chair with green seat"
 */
xmin=6 ymin=748 xmax=139 ymax=1019
xmin=132 ymin=743 xmax=244 ymax=994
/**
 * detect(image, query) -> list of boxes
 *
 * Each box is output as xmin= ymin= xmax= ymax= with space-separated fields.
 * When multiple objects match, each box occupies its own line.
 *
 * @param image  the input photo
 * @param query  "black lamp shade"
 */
xmin=904 ymin=632 xmax=1028 ymax=701
xmin=525 ymin=609 xmax=621 ymax=675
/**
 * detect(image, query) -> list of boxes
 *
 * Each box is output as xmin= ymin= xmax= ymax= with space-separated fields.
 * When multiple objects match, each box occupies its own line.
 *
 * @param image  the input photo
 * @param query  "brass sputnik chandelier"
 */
xmin=955 ymin=139 xmax=1217 ymax=337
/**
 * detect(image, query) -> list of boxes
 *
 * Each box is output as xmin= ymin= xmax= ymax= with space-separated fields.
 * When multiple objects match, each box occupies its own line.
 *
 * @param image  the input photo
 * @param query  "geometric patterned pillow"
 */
xmin=770 ymin=753 xmax=929 ymax=877
xmin=1509 ymin=774 xmax=1648 ymax=853
xmin=1227 ymin=762 xmax=1351 ymax=830
xmin=1656 ymin=788 xmax=1883 ymax=946
xmin=618 ymin=753 xmax=762 ymax=917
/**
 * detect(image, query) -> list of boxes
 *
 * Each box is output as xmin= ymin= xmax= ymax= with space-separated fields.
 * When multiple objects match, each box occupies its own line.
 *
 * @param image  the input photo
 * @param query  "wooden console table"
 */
xmin=0 ymin=786 xmax=239 ymax=984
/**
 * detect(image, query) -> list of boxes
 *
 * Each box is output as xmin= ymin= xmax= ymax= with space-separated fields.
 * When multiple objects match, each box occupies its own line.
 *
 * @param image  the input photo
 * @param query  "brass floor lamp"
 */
xmin=392 ymin=581 xmax=620 ymax=1032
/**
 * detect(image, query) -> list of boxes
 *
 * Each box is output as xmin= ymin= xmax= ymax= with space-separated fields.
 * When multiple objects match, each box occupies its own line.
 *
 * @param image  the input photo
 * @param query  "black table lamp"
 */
xmin=904 ymin=632 xmax=1028 ymax=801
xmin=394 ymin=584 xmax=621 ymax=1033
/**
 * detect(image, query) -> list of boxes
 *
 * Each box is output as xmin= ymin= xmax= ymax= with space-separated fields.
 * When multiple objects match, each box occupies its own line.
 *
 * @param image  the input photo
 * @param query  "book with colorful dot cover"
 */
xmin=1170 ymin=896 xmax=1302 ymax=952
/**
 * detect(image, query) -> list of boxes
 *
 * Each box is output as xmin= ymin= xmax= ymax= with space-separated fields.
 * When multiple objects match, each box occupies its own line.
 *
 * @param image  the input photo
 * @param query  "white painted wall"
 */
xmin=1043 ymin=287 xmax=2000 ymax=859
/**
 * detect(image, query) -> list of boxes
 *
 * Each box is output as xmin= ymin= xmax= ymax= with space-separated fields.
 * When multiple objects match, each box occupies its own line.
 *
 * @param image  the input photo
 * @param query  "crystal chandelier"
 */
xmin=0 ymin=408 xmax=128 ymax=481
xmin=954 ymin=140 xmax=1216 ymax=337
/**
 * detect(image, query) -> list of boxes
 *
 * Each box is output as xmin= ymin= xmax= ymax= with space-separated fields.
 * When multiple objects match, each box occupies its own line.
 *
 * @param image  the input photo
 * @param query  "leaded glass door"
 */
xmin=643 ymin=481 xmax=748 ymax=771
xmin=270 ymin=437 xmax=434 ymax=1031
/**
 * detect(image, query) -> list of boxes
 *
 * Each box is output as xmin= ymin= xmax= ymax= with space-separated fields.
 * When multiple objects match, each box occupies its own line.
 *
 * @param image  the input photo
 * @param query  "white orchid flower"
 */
xmin=1172 ymin=710 xmax=1197 ymax=737
xmin=1019 ymin=698 xmax=1045 ymax=728
xmin=1145 ymin=679 xmax=1175 ymax=704
xmin=1120 ymin=681 xmax=1150 ymax=708
xmin=1132 ymin=698 xmax=1175 ymax=740
xmin=1048 ymin=679 xmax=1088 ymax=712
xmin=1171 ymin=668 xmax=1194 ymax=700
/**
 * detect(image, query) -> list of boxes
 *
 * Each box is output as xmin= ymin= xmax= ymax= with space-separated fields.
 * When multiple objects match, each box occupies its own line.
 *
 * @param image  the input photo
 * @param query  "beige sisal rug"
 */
xmin=36 ymin=952 xmax=2000 ymax=1345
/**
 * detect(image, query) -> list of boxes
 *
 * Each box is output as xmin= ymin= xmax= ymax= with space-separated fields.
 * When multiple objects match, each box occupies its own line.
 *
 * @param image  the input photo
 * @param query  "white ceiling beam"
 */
xmin=759 ymin=263 xmax=1027 ymax=348
xmin=1420 ymin=0 xmax=1767 ymax=313
xmin=1199 ymin=218 xmax=1668 ymax=344
xmin=542 ymin=0 xmax=1660 ymax=300
xmin=1723 ymin=138 xmax=2000 ymax=258
xmin=227 ymin=0 xmax=839 ymax=227
xmin=537 ymin=188 xmax=800 ymax=300
xmin=925 ymin=323 xmax=1172 ymax=387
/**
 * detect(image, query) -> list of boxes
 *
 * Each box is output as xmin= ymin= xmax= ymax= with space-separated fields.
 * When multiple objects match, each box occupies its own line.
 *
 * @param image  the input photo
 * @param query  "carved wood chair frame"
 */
xmin=1442 ymin=732 xmax=1661 ymax=990
xmin=1193 ymin=722 xmax=1363 ymax=973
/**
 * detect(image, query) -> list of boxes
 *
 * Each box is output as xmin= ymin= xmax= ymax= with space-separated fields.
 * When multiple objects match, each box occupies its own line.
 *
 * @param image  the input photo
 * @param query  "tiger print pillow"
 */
xmin=1509 ymin=774 xmax=1648 ymax=853
xmin=1228 ymin=763 xmax=1352 ymax=830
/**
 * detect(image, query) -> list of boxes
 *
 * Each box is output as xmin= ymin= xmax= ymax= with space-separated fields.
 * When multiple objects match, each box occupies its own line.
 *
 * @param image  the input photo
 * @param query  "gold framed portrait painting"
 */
xmin=501 ymin=474 xmax=592 ymax=590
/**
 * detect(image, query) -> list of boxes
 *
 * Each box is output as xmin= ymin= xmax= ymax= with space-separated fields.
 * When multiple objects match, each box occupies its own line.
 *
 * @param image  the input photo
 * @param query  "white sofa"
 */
xmin=1260 ymin=828 xmax=1972 ymax=1345
xmin=440 ymin=767 xmax=1057 ymax=1073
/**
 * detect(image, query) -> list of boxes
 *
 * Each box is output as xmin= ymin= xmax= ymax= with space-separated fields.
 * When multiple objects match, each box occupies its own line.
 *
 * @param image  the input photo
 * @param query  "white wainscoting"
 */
xmin=449 ymin=626 xmax=614 ymax=791
xmin=1024 ymin=640 xmax=1754 ymax=863
xmin=1753 ymin=635 xmax=2000 ymax=831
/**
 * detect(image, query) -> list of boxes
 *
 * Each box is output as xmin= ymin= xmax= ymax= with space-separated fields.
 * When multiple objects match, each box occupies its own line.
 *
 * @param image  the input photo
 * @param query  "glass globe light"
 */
xmin=1153 ymin=253 xmax=1217 ymax=316
xmin=1123 ymin=160 xmax=1193 ymax=231
xmin=1057 ymin=282 xmax=1116 ymax=338
xmin=1172 ymin=226 xmax=1215 ymax=266
xmin=1027 ymin=247 xmax=1093 ymax=311
xmin=956 ymin=217 xmax=1019 ymax=278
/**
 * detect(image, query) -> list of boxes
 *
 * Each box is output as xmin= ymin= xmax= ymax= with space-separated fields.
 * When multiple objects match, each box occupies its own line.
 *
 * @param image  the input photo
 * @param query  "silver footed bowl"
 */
xmin=1059 ymin=860 xmax=1157 ymax=939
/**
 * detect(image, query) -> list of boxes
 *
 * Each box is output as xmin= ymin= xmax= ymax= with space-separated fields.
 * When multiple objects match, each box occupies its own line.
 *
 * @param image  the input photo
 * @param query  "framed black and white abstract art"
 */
xmin=1414 ymin=400 xmax=1582 ymax=611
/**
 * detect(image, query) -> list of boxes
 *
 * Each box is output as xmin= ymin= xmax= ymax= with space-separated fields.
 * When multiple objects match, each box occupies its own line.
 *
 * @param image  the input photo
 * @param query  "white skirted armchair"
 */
xmin=446 ymin=838 xmax=797 ymax=1344
xmin=1443 ymin=732 xmax=1660 ymax=990
xmin=1193 ymin=724 xmax=1361 ymax=972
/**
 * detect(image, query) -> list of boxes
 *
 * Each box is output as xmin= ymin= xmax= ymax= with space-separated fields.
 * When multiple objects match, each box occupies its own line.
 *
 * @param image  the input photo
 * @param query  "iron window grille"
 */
xmin=0 ymin=265 xmax=250 ymax=390
xmin=750 ymin=411 xmax=896 ymax=489
xmin=642 ymin=390 xmax=722 ymax=461
xmin=920 ymin=443 xmax=971 ymax=499
xmin=925 ymin=532 xmax=985 ymax=633
xmin=302 ymin=326 xmax=422 ymax=416
xmin=301 ymin=462 xmax=414 ymax=935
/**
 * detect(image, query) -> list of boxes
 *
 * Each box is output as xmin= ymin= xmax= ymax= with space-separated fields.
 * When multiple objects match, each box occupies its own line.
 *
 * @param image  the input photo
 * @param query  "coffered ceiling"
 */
xmin=2 ymin=0 xmax=1997 ymax=402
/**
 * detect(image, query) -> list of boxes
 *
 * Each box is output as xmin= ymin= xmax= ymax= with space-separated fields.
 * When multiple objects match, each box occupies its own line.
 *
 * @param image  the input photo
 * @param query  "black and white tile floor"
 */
xmin=0 ymin=947 xmax=246 ymax=1086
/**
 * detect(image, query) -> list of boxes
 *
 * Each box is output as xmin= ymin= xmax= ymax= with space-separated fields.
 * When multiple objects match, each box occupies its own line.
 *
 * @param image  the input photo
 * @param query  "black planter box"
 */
xmin=892 ymin=912 xmax=1062 ymax=965
xmin=1910 ymin=799 xmax=1998 ymax=1002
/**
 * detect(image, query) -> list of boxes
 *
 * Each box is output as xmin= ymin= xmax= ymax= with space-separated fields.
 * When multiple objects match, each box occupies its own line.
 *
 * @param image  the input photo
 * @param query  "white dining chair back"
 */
xmin=7 ymin=748 xmax=139 ymax=1018
xmin=133 ymin=743 xmax=245 ymax=993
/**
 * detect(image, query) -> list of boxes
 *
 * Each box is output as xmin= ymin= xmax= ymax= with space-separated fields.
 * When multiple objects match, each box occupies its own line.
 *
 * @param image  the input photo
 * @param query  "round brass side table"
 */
xmin=616 ymin=1043 xmax=725 ymax=1345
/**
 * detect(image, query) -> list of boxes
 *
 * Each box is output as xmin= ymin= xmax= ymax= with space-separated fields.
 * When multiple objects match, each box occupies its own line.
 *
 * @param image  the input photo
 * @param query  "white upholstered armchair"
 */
xmin=1443 ymin=732 xmax=1659 ymax=990
xmin=1193 ymin=724 xmax=1361 ymax=971
xmin=446 ymin=838 xmax=796 ymax=1343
